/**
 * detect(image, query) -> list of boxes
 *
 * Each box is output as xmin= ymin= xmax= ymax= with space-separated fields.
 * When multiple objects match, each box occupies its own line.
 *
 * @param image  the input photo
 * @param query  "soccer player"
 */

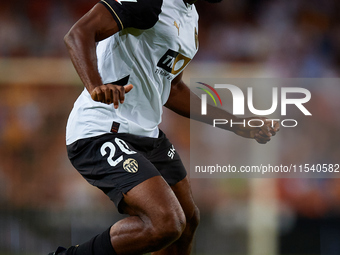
xmin=50 ymin=0 xmax=279 ymax=254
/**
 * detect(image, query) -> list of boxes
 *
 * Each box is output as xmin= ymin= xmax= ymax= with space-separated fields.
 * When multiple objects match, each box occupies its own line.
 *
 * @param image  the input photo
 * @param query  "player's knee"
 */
xmin=180 ymin=205 xmax=200 ymax=242
xmin=148 ymin=210 xmax=186 ymax=250
xmin=187 ymin=205 xmax=200 ymax=232
xmin=156 ymin=210 xmax=186 ymax=242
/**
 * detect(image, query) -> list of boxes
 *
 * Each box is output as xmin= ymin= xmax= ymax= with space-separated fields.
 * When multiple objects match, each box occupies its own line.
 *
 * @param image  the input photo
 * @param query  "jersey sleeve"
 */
xmin=99 ymin=0 xmax=163 ymax=30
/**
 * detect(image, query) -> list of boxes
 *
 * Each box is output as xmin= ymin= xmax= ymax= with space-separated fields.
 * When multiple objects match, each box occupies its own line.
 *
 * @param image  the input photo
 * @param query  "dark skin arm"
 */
xmin=64 ymin=3 xmax=133 ymax=108
xmin=165 ymin=73 xmax=280 ymax=144
xmin=64 ymin=3 xmax=278 ymax=143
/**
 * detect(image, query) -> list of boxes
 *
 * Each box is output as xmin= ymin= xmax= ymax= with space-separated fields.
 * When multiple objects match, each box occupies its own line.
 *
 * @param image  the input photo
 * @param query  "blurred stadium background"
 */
xmin=1 ymin=0 xmax=340 ymax=254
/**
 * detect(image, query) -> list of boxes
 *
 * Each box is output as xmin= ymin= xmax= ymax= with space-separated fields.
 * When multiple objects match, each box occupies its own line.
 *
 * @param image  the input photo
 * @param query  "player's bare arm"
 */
xmin=165 ymin=72 xmax=280 ymax=144
xmin=64 ymin=3 xmax=132 ymax=108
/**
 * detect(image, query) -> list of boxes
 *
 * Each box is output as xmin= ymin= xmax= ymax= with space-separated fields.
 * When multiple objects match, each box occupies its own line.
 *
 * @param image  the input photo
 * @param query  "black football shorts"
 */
xmin=67 ymin=130 xmax=187 ymax=213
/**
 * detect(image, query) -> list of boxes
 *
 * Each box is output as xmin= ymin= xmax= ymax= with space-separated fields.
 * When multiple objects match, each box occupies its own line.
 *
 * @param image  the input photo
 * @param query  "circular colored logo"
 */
xmin=123 ymin=158 xmax=138 ymax=173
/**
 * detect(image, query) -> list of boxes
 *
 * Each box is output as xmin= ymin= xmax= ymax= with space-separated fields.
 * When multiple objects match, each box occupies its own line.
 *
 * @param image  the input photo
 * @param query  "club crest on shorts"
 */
xmin=123 ymin=158 xmax=139 ymax=173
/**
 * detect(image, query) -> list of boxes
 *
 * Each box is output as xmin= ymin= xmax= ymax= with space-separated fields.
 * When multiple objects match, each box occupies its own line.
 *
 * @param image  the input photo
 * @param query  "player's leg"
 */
xmin=151 ymin=176 xmax=200 ymax=255
xmin=109 ymin=175 xmax=187 ymax=254
xmin=56 ymin=175 xmax=186 ymax=255
xmin=51 ymin=133 xmax=189 ymax=255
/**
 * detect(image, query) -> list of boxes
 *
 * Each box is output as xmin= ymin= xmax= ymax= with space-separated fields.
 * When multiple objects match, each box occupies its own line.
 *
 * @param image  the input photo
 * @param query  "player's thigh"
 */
xmin=68 ymin=133 xmax=166 ymax=212
xmin=170 ymin=177 xmax=200 ymax=226
xmin=120 ymin=175 xmax=185 ymax=227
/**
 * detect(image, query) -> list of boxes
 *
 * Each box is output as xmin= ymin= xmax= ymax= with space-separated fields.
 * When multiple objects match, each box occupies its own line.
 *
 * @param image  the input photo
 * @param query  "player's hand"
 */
xmin=90 ymin=84 xmax=133 ymax=108
xmin=234 ymin=117 xmax=280 ymax=144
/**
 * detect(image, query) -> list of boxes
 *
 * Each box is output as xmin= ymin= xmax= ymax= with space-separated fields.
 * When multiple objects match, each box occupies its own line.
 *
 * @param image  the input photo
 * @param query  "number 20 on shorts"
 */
xmin=100 ymin=138 xmax=136 ymax=167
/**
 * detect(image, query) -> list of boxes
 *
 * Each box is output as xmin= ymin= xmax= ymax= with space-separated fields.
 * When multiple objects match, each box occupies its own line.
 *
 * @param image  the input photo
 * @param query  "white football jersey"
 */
xmin=66 ymin=0 xmax=199 ymax=145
